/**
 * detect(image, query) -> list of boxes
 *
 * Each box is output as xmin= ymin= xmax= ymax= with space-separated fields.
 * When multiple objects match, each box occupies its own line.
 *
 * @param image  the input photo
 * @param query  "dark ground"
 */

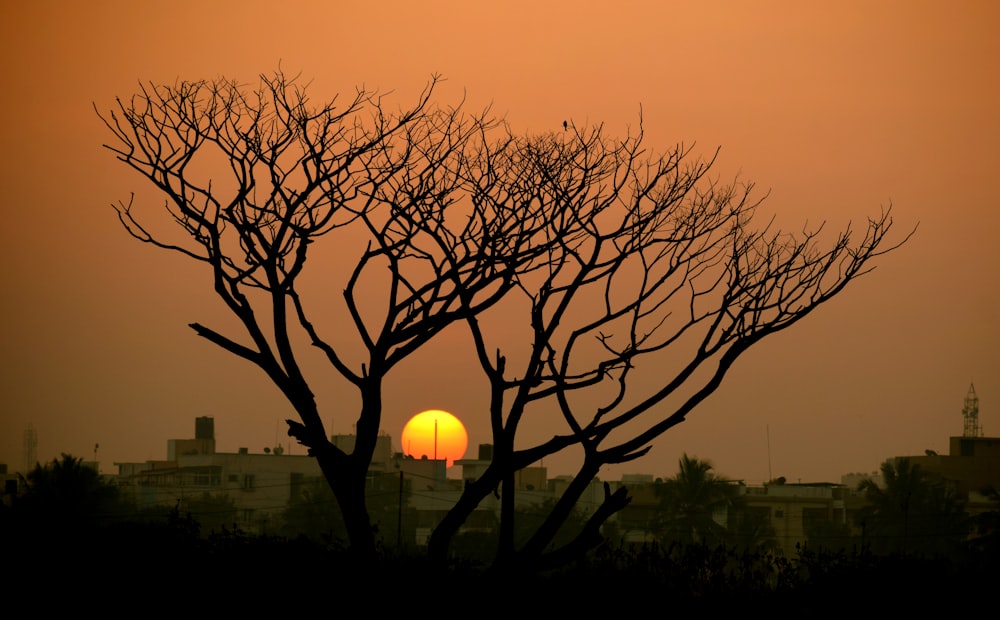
xmin=6 ymin=523 xmax=996 ymax=616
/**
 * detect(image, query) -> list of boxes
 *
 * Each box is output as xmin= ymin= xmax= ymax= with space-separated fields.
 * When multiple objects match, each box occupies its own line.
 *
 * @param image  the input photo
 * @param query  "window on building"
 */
xmin=186 ymin=466 xmax=222 ymax=487
xmin=243 ymin=474 xmax=256 ymax=490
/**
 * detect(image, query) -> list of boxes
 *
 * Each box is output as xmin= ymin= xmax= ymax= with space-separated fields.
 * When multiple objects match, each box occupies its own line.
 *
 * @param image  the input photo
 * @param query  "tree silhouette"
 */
xmin=99 ymin=71 xmax=909 ymax=564
xmin=969 ymin=485 xmax=1000 ymax=558
xmin=857 ymin=458 xmax=970 ymax=558
xmin=7 ymin=453 xmax=125 ymax=532
xmin=653 ymin=454 xmax=739 ymax=547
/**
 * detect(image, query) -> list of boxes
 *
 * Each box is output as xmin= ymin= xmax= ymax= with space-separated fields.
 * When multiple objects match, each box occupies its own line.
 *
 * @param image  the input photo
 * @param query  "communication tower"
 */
xmin=962 ymin=383 xmax=982 ymax=437
xmin=23 ymin=425 xmax=38 ymax=473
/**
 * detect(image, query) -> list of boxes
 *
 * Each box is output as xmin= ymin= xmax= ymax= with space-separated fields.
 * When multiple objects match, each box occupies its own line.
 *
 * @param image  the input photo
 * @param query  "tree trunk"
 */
xmin=313 ymin=445 xmax=376 ymax=558
xmin=534 ymin=482 xmax=631 ymax=571
xmin=495 ymin=470 xmax=516 ymax=564
xmin=427 ymin=465 xmax=501 ymax=564
xmin=286 ymin=376 xmax=384 ymax=560
xmin=515 ymin=460 xmax=602 ymax=565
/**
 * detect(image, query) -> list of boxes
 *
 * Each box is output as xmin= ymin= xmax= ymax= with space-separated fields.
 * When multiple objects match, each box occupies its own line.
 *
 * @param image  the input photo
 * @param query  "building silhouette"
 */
xmin=30 ymin=384 xmax=999 ymax=554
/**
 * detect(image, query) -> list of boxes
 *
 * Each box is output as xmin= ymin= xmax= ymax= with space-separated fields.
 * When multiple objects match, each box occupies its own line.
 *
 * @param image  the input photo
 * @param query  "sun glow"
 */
xmin=401 ymin=409 xmax=468 ymax=467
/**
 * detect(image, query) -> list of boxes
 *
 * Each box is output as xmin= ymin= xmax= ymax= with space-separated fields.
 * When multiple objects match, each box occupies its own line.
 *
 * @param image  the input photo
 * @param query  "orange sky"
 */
xmin=2 ymin=1 xmax=997 ymax=484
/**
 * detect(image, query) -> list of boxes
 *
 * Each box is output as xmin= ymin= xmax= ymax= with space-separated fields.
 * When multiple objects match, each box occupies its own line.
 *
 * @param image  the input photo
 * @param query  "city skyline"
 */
xmin=6 ymin=385 xmax=989 ymax=486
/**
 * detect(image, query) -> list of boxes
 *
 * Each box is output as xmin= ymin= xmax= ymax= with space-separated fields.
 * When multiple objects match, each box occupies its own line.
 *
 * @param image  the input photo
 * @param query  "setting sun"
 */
xmin=401 ymin=409 xmax=468 ymax=467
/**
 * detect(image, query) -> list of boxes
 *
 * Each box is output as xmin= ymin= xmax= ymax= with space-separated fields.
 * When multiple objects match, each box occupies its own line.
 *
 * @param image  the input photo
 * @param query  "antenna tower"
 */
xmin=23 ymin=425 xmax=38 ymax=474
xmin=962 ymin=383 xmax=982 ymax=437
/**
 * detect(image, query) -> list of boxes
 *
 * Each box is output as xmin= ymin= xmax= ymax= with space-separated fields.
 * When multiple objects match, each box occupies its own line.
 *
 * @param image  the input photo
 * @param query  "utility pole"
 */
xmin=397 ymin=470 xmax=404 ymax=549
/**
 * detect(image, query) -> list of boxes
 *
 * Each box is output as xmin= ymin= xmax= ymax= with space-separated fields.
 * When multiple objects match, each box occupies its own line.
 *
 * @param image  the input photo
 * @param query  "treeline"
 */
xmin=3 ymin=514 xmax=997 ymax=614
xmin=3 ymin=453 xmax=998 ymax=613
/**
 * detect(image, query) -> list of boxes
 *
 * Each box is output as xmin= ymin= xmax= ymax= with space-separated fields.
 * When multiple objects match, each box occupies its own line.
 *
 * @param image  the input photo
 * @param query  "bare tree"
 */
xmin=426 ymin=123 xmax=909 ymax=569
xmin=100 ymin=72 xmax=909 ymax=566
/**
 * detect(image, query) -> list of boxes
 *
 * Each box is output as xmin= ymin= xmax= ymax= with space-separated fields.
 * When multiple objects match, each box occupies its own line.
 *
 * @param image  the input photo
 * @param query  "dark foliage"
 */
xmin=6 ymin=521 xmax=996 ymax=615
xmin=968 ymin=485 xmax=1000 ymax=559
xmin=653 ymin=454 xmax=741 ymax=546
xmin=856 ymin=458 xmax=971 ymax=559
xmin=1 ymin=454 xmax=992 ymax=612
xmin=3 ymin=454 xmax=128 ymax=533
xmin=651 ymin=454 xmax=777 ymax=552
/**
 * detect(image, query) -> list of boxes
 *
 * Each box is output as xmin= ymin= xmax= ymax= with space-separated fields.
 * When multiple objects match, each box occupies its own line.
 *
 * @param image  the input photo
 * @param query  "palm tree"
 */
xmin=654 ymin=454 xmax=739 ymax=547
xmin=856 ymin=458 xmax=969 ymax=558
xmin=969 ymin=485 xmax=1000 ymax=557
xmin=15 ymin=453 xmax=124 ymax=529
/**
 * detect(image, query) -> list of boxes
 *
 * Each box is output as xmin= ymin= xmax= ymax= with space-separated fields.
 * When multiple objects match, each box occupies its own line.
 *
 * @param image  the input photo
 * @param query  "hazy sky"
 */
xmin=2 ymin=1 xmax=997 ymax=484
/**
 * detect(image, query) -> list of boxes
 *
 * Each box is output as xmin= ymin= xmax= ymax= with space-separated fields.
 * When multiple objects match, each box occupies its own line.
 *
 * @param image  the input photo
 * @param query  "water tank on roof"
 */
xmin=196 ymin=416 xmax=215 ymax=440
